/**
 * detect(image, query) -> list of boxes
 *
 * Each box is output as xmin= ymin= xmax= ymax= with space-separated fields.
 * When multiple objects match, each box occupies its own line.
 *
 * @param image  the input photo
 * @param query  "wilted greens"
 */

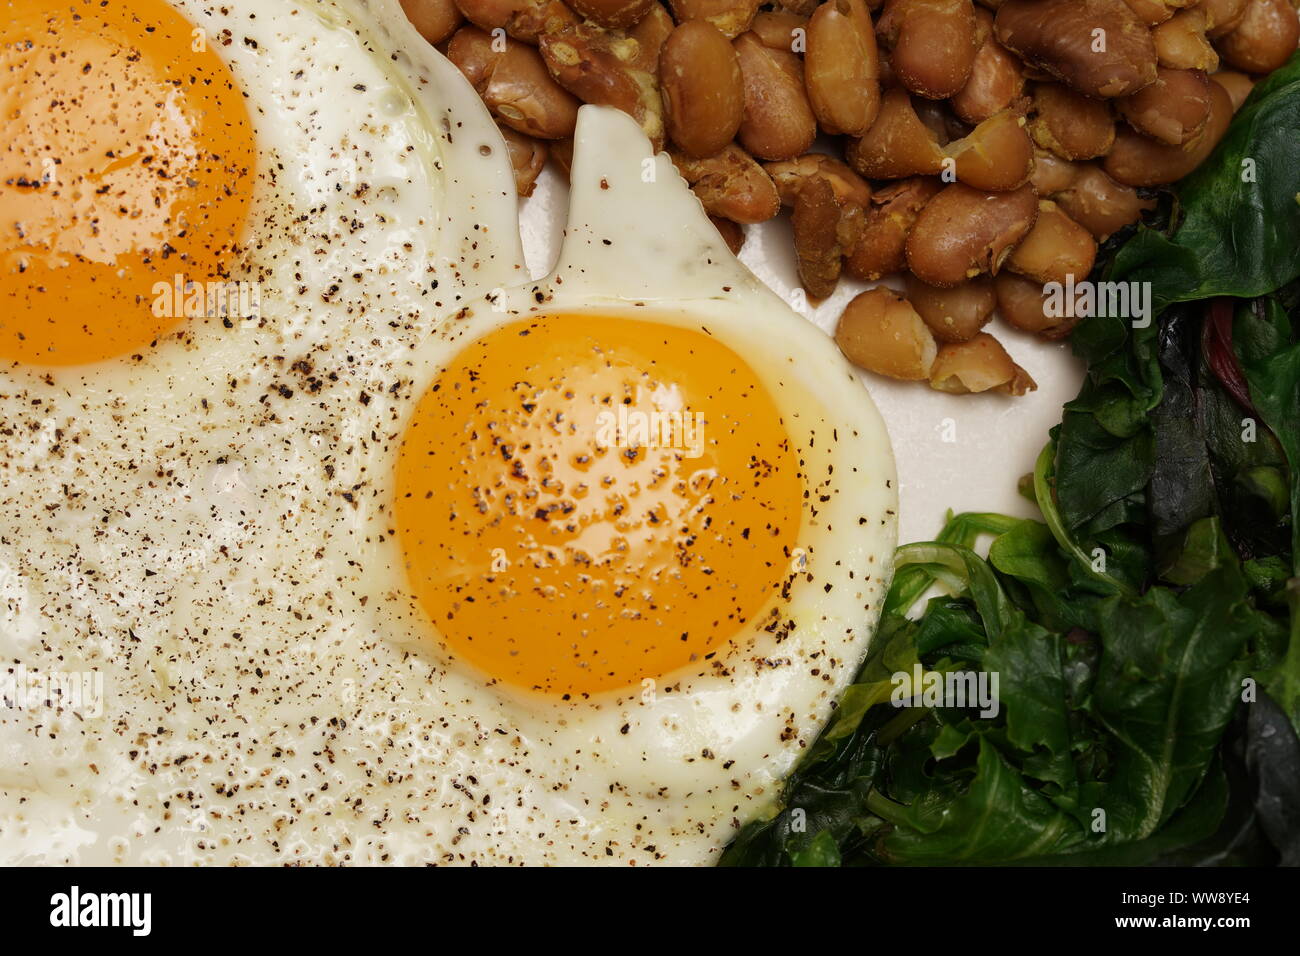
xmin=721 ymin=55 xmax=1300 ymax=868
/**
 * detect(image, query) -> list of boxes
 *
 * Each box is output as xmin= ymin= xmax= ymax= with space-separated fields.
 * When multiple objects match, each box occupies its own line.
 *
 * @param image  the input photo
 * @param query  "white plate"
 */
xmin=519 ymin=165 xmax=1086 ymax=545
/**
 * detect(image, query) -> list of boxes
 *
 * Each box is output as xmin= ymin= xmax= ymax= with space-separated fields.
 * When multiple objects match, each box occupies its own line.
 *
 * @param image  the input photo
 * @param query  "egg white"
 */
xmin=0 ymin=1 xmax=897 ymax=866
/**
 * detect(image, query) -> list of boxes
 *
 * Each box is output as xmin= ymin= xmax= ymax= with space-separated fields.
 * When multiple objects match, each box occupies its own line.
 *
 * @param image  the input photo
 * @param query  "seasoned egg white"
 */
xmin=0 ymin=0 xmax=897 ymax=865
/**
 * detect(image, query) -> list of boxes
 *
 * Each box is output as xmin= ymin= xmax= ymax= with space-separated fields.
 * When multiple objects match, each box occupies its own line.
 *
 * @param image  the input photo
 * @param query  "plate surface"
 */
xmin=519 ymin=166 xmax=1085 ymax=545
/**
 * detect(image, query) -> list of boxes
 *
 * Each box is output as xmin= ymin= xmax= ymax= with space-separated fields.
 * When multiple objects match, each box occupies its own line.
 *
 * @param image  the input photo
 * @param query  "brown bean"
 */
xmin=951 ymin=8 xmax=1026 ymax=123
xmin=1006 ymin=200 xmax=1098 ymax=285
xmin=806 ymin=0 xmax=882 ymax=136
xmin=498 ymin=125 xmax=548 ymax=196
xmin=846 ymin=87 xmax=945 ymax=178
xmin=1052 ymin=163 xmax=1154 ymax=239
xmin=551 ymin=136 xmax=575 ymax=176
xmin=448 ymin=27 xmax=581 ymax=139
xmin=1117 ymin=67 xmax=1211 ymax=144
xmin=995 ymin=272 xmax=1079 ymax=336
xmin=669 ymin=144 xmax=782 ymax=223
xmin=930 ymin=332 xmax=1036 ymax=394
xmin=765 ymin=154 xmax=874 ymax=207
xmin=905 ymin=182 xmax=1039 ymax=286
xmin=1217 ymin=0 xmax=1300 ymax=75
xmin=1121 ymin=0 xmax=1191 ymax=25
xmin=660 ymin=21 xmax=745 ymax=157
xmin=835 ymin=287 xmax=939 ymax=381
xmin=844 ymin=177 xmax=943 ymax=279
xmin=792 ymin=177 xmax=859 ymax=299
xmin=914 ymin=97 xmax=974 ymax=144
xmin=630 ymin=3 xmax=676 ymax=71
xmin=994 ymin=0 xmax=1159 ymax=98
xmin=709 ymin=215 xmax=747 ymax=254
xmin=944 ymin=109 xmax=1035 ymax=190
xmin=1201 ymin=0 xmax=1249 ymax=37
xmin=568 ymin=0 xmax=655 ymax=29
xmin=1152 ymin=8 xmax=1219 ymax=70
xmin=780 ymin=0 xmax=821 ymax=14
xmin=877 ymin=0 xmax=980 ymax=99
xmin=667 ymin=0 xmax=761 ymax=37
xmin=539 ymin=23 xmax=666 ymax=149
xmin=402 ymin=0 xmax=464 ymax=45
xmin=1028 ymin=83 xmax=1116 ymax=160
xmin=733 ymin=31 xmax=818 ymax=160
xmin=750 ymin=10 xmax=808 ymax=50
xmin=1029 ymin=148 xmax=1081 ymax=194
xmin=454 ymin=0 xmax=578 ymax=43
xmin=904 ymin=274 xmax=997 ymax=342
xmin=1212 ymin=69 xmax=1255 ymax=110
xmin=1103 ymin=76 xmax=1232 ymax=185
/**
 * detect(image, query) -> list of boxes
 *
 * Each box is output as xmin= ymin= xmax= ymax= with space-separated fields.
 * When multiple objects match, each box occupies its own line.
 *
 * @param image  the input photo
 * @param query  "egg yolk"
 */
xmin=0 ymin=0 xmax=255 ymax=365
xmin=396 ymin=314 xmax=804 ymax=698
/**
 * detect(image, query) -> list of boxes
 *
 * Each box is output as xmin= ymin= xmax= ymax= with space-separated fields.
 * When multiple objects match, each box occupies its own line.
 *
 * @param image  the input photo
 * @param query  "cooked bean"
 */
xmin=1117 ymin=67 xmax=1211 ymax=144
xmin=551 ymin=136 xmax=575 ymax=176
xmin=995 ymin=271 xmax=1078 ymax=336
xmin=877 ymin=0 xmax=980 ymax=99
xmin=1152 ymin=7 xmax=1218 ymax=70
xmin=448 ymin=27 xmax=581 ymax=139
xmin=994 ymin=0 xmax=1158 ymax=98
xmin=806 ymin=0 xmax=881 ymax=136
xmin=929 ymin=332 xmax=1036 ymax=394
xmin=952 ymin=7 xmax=1026 ymax=123
xmin=1121 ymin=0 xmax=1191 ymax=25
xmin=667 ymin=0 xmax=761 ymax=37
xmin=906 ymin=182 xmax=1039 ymax=286
xmin=1103 ymin=76 xmax=1232 ymax=185
xmin=454 ymin=0 xmax=578 ymax=43
xmin=1052 ymin=163 xmax=1154 ymax=239
xmin=670 ymin=144 xmax=782 ymax=223
xmin=1006 ymin=200 xmax=1098 ymax=285
xmin=630 ymin=2 xmax=675 ymax=71
xmin=904 ymin=274 xmax=996 ymax=342
xmin=1217 ymin=0 xmax=1300 ymax=75
xmin=709 ymin=216 xmax=746 ymax=254
xmin=792 ymin=177 xmax=860 ymax=299
xmin=733 ymin=31 xmax=818 ymax=160
xmin=750 ymin=10 xmax=808 ymax=50
xmin=765 ymin=154 xmax=874 ymax=207
xmin=401 ymin=0 xmax=464 ymax=45
xmin=1029 ymin=148 xmax=1080 ymax=195
xmin=1201 ymin=0 xmax=1249 ymax=37
xmin=1212 ymin=69 xmax=1255 ymax=111
xmin=1028 ymin=83 xmax=1116 ymax=160
xmin=780 ymin=0 xmax=821 ymax=14
xmin=834 ymin=287 xmax=939 ymax=381
xmin=661 ymin=21 xmax=745 ymax=157
xmin=846 ymin=87 xmax=945 ymax=178
xmin=844 ymin=177 xmax=943 ymax=279
xmin=944 ymin=109 xmax=1034 ymax=190
xmin=539 ymin=23 xmax=666 ymax=149
xmin=498 ymin=125 xmax=548 ymax=196
xmin=915 ymin=97 xmax=973 ymax=144
xmin=568 ymin=0 xmax=655 ymax=29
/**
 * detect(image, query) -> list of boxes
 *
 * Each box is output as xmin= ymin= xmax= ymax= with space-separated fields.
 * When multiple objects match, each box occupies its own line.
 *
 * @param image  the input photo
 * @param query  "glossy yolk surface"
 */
xmin=396 ymin=314 xmax=803 ymax=698
xmin=0 ymin=0 xmax=255 ymax=365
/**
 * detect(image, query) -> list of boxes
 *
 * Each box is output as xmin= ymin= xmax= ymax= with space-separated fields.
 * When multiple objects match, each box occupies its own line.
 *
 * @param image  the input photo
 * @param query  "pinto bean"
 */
xmin=670 ymin=144 xmax=782 ymax=223
xmin=835 ymin=287 xmax=939 ymax=381
xmin=929 ymin=332 xmax=1037 ymax=394
xmin=1152 ymin=7 xmax=1219 ymax=70
xmin=733 ymin=31 xmax=818 ymax=160
xmin=943 ymin=109 xmax=1035 ymax=190
xmin=1217 ymin=0 xmax=1300 ymax=75
xmin=1028 ymin=82 xmax=1116 ymax=160
xmin=568 ymin=0 xmax=655 ymax=29
xmin=805 ymin=0 xmax=881 ymax=136
xmin=844 ymin=177 xmax=943 ymax=279
xmin=749 ymin=10 xmax=808 ymax=50
xmin=765 ymin=154 xmax=874 ymax=207
xmin=660 ymin=21 xmax=745 ymax=157
xmin=1006 ymin=199 xmax=1098 ymax=285
xmin=454 ymin=0 xmax=578 ymax=43
xmin=877 ymin=0 xmax=980 ymax=99
xmin=846 ymin=87 xmax=945 ymax=178
xmin=1200 ymin=0 xmax=1249 ymax=37
xmin=448 ymin=26 xmax=581 ymax=139
xmin=1212 ymin=69 xmax=1255 ymax=110
xmin=1117 ymin=67 xmax=1211 ymax=145
xmin=904 ymin=274 xmax=997 ymax=341
xmin=1103 ymin=75 xmax=1232 ymax=185
xmin=994 ymin=0 xmax=1159 ymax=98
xmin=402 ymin=0 xmax=464 ymax=44
xmin=498 ymin=125 xmax=548 ymax=196
xmin=667 ymin=0 xmax=762 ymax=37
xmin=1052 ymin=163 xmax=1155 ymax=239
xmin=905 ymin=182 xmax=1039 ymax=286
xmin=629 ymin=2 xmax=675 ymax=71
xmin=951 ymin=8 xmax=1026 ymax=123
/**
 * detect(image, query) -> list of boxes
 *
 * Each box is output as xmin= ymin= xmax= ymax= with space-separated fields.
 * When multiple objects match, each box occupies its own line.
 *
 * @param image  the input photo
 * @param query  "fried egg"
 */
xmin=0 ymin=0 xmax=896 ymax=865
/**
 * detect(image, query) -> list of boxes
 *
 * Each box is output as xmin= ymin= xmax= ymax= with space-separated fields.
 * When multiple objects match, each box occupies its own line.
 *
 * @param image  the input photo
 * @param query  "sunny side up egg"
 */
xmin=0 ymin=0 xmax=897 ymax=865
